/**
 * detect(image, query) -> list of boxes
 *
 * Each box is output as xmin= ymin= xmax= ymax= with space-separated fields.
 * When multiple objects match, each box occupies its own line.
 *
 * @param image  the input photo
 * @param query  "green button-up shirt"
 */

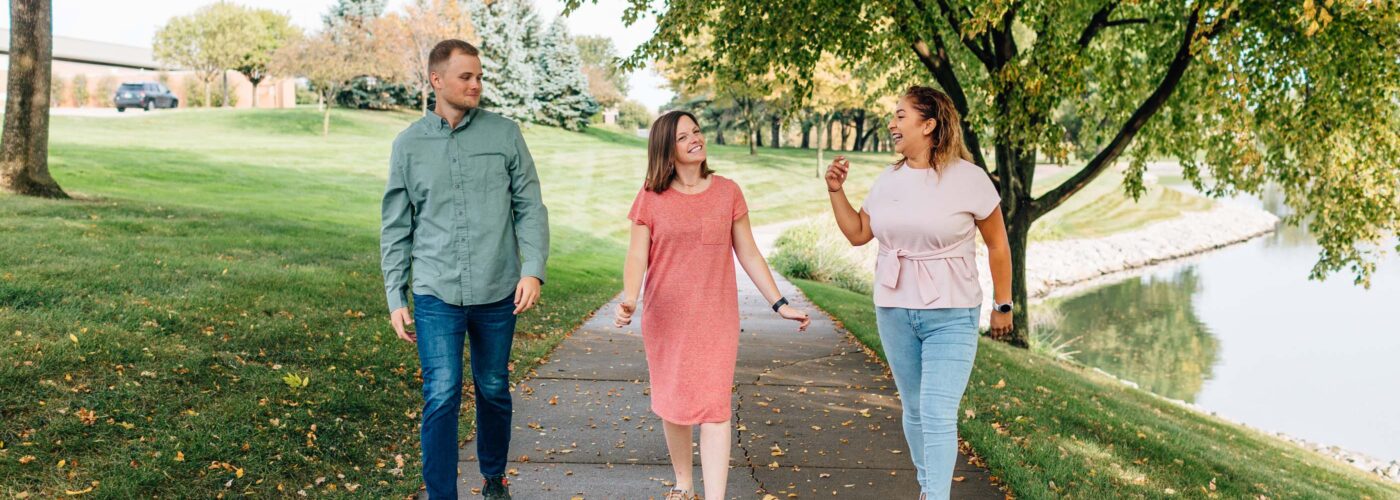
xmin=380 ymin=108 xmax=549 ymax=312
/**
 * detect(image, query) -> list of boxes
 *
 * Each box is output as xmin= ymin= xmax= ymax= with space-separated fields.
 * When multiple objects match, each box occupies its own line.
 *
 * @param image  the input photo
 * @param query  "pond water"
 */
xmin=1039 ymin=187 xmax=1400 ymax=462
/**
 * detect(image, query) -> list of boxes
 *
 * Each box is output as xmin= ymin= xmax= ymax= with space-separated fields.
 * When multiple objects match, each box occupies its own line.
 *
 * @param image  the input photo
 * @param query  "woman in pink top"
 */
xmin=614 ymin=110 xmax=811 ymax=500
xmin=825 ymin=86 xmax=1013 ymax=500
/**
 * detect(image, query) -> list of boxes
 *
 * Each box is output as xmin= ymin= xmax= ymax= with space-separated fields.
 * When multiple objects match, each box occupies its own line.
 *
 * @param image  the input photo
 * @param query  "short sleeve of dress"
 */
xmin=627 ymin=188 xmax=651 ymax=226
xmin=968 ymin=166 xmax=1001 ymax=220
xmin=731 ymin=180 xmax=749 ymax=221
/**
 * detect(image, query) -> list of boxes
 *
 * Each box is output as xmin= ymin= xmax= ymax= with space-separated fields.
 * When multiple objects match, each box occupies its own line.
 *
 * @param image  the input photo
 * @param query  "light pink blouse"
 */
xmin=861 ymin=159 xmax=1001 ymax=309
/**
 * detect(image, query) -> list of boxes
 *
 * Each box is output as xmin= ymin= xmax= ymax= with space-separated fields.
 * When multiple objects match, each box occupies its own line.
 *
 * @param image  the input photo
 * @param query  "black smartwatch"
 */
xmin=993 ymin=301 xmax=1013 ymax=314
xmin=771 ymin=297 xmax=789 ymax=312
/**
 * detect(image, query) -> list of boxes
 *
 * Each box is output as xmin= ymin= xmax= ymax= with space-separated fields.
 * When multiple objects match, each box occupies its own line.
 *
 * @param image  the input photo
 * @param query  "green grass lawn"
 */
xmin=1031 ymin=167 xmax=1215 ymax=241
xmin=0 ymin=107 xmax=890 ymax=496
xmin=790 ymin=278 xmax=1400 ymax=499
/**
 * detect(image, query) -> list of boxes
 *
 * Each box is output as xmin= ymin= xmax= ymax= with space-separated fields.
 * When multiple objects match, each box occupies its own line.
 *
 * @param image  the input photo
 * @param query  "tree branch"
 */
xmin=1035 ymin=6 xmax=1213 ymax=219
xmin=1106 ymin=18 xmax=1150 ymax=27
xmin=892 ymin=7 xmax=995 ymax=184
xmin=1077 ymin=1 xmax=1121 ymax=48
xmin=922 ymin=0 xmax=995 ymax=68
xmin=992 ymin=4 xmax=1019 ymax=65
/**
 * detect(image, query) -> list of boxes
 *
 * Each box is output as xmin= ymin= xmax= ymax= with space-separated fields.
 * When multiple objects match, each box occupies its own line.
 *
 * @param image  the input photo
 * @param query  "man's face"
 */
xmin=431 ymin=51 xmax=483 ymax=110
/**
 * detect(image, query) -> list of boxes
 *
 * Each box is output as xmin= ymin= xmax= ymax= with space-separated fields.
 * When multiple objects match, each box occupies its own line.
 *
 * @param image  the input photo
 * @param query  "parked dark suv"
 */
xmin=114 ymin=82 xmax=178 ymax=111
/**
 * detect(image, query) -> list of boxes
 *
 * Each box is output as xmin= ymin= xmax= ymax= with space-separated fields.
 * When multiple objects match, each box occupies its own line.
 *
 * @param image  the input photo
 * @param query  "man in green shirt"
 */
xmin=380 ymin=39 xmax=548 ymax=500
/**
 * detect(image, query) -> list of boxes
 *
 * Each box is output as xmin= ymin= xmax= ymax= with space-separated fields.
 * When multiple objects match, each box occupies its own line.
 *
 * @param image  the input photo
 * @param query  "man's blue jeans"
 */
xmin=875 ymin=306 xmax=980 ymax=499
xmin=413 ymin=293 xmax=516 ymax=499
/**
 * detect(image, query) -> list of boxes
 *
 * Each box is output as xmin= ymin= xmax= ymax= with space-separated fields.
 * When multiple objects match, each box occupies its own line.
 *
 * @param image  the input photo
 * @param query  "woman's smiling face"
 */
xmin=674 ymin=114 xmax=706 ymax=165
xmin=888 ymin=96 xmax=934 ymax=159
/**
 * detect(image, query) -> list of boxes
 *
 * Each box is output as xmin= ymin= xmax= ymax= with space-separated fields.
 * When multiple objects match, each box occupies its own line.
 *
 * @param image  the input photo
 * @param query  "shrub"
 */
xmin=770 ymin=218 xmax=874 ymax=295
xmin=50 ymin=76 xmax=66 ymax=107
xmin=72 ymin=74 xmax=90 ymax=107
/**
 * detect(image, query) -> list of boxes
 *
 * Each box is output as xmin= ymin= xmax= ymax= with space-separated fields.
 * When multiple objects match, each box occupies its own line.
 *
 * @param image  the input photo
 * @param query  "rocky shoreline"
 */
xmin=969 ymin=201 xmax=1281 ymax=318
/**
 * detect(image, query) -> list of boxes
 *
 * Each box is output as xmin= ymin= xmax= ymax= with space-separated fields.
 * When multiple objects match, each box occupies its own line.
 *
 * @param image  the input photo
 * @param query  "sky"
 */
xmin=1 ymin=0 xmax=674 ymax=111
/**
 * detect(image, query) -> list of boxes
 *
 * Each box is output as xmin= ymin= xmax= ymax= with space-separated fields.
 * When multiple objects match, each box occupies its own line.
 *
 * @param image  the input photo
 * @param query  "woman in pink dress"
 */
xmin=614 ymin=110 xmax=812 ymax=500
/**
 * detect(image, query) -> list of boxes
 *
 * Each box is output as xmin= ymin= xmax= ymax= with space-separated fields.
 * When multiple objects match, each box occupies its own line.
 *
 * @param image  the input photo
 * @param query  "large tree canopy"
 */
xmin=574 ymin=0 xmax=1400 ymax=346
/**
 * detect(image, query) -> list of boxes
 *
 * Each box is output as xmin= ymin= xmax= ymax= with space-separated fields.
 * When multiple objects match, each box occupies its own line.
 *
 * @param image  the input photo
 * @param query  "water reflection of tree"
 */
xmin=1041 ymin=268 xmax=1220 ymax=402
xmin=1258 ymin=184 xmax=1316 ymax=248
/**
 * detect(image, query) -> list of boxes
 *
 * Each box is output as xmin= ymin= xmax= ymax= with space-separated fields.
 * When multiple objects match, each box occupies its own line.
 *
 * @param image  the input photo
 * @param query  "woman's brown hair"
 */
xmin=645 ymin=110 xmax=713 ymax=193
xmin=896 ymin=85 xmax=974 ymax=173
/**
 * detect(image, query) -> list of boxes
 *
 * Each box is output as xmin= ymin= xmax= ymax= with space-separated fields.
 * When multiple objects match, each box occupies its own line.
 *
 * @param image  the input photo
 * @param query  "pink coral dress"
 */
xmin=627 ymin=175 xmax=748 ymax=424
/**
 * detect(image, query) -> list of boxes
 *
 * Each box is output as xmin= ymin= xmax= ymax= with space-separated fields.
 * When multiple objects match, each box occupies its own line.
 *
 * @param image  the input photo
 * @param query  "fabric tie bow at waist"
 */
xmin=876 ymin=234 xmax=976 ymax=305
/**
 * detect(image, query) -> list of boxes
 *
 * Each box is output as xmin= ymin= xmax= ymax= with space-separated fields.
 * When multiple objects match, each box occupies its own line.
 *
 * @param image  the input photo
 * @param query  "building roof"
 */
xmin=0 ymin=30 xmax=168 ymax=71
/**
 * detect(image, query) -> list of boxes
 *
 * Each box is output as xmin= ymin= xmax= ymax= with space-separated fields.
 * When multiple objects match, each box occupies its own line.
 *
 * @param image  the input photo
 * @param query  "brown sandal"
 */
xmin=663 ymin=489 xmax=699 ymax=500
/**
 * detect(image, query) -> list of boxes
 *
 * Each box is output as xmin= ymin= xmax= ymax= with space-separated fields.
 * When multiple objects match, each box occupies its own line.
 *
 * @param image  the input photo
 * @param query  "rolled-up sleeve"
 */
xmin=508 ymin=124 xmax=550 ymax=284
xmin=380 ymin=144 xmax=415 ymax=311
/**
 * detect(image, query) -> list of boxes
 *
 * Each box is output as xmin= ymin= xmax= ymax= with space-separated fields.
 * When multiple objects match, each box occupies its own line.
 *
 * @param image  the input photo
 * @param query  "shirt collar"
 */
xmin=426 ymin=107 xmax=479 ymax=133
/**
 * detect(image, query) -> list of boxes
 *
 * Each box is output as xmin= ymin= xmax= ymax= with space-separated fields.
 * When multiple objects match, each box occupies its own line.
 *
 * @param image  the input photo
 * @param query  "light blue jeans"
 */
xmin=875 ymin=306 xmax=980 ymax=499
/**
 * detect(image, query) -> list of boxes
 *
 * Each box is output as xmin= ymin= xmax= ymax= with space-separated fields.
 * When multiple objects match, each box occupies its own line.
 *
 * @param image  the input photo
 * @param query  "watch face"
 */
xmin=997 ymin=304 xmax=1012 ymax=313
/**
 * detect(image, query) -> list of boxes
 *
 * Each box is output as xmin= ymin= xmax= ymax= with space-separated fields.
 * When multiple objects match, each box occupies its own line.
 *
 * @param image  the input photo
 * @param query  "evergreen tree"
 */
xmin=468 ymin=0 xmax=536 ymax=123
xmin=534 ymin=18 xmax=598 ymax=130
xmin=322 ymin=0 xmax=385 ymax=30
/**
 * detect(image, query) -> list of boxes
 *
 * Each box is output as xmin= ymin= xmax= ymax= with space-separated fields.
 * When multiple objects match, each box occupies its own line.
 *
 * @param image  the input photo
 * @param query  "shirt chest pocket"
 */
xmin=470 ymin=153 xmax=510 ymax=193
xmin=701 ymin=215 xmax=729 ymax=245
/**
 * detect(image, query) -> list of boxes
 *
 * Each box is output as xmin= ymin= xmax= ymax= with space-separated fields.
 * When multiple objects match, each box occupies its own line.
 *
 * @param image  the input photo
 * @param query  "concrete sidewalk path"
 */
xmin=453 ymin=260 xmax=1006 ymax=499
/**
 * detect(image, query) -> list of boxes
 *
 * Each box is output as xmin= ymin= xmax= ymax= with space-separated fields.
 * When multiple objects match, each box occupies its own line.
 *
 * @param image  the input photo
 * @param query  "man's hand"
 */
xmin=390 ymin=307 xmax=415 ymax=343
xmin=514 ymin=276 xmax=542 ymax=315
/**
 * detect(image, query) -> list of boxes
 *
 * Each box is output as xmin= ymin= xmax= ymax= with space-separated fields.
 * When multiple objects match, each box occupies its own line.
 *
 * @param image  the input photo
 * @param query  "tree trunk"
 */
xmin=421 ymin=88 xmax=429 ymax=115
xmin=852 ymin=109 xmax=866 ymax=151
xmin=1004 ymin=202 xmax=1031 ymax=348
xmin=769 ymin=114 xmax=781 ymax=148
xmin=248 ymin=75 xmax=262 ymax=108
xmin=321 ymin=91 xmax=333 ymax=136
xmin=203 ymin=80 xmax=211 ymax=108
xmin=800 ymin=118 xmax=811 ymax=149
xmin=749 ymin=123 xmax=757 ymax=155
xmin=754 ymin=122 xmax=764 ymax=148
xmin=221 ymin=71 xmax=229 ymax=107
xmin=814 ymin=113 xmax=831 ymax=178
xmin=825 ymin=119 xmax=834 ymax=149
xmin=715 ymin=121 xmax=726 ymax=145
xmin=840 ymin=117 xmax=852 ymax=151
xmin=993 ymin=139 xmax=1037 ymax=348
xmin=0 ymin=0 xmax=64 ymax=198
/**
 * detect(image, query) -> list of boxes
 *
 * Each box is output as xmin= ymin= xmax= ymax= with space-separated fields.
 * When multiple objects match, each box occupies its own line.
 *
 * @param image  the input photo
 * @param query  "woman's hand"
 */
xmin=778 ymin=304 xmax=812 ymax=332
xmin=989 ymin=310 xmax=1014 ymax=338
xmin=825 ymin=155 xmax=851 ymax=192
xmin=614 ymin=300 xmax=636 ymax=328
